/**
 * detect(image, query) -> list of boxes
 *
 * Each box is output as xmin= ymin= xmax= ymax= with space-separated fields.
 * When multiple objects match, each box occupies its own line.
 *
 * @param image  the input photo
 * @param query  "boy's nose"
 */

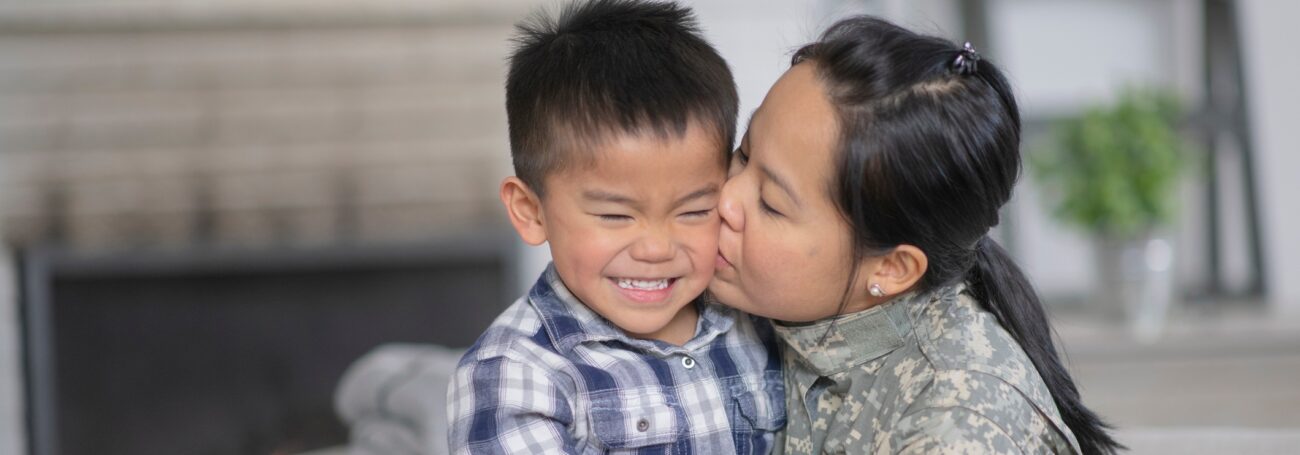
xmin=629 ymin=229 xmax=674 ymax=263
xmin=718 ymin=178 xmax=745 ymax=232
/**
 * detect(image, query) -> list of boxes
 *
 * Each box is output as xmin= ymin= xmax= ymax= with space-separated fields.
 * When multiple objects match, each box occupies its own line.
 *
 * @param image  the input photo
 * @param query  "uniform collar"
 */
xmin=528 ymin=263 xmax=735 ymax=354
xmin=773 ymin=290 xmax=920 ymax=376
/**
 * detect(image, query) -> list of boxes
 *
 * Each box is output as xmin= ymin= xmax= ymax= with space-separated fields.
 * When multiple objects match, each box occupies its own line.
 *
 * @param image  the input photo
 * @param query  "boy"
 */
xmin=446 ymin=0 xmax=785 ymax=453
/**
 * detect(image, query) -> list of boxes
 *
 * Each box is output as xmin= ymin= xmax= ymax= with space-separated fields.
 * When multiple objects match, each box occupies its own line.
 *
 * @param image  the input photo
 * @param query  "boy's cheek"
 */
xmin=681 ymin=221 xmax=722 ymax=259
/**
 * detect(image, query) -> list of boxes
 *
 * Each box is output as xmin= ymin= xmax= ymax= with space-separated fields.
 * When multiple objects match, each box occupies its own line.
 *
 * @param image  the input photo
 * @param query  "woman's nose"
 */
xmin=718 ymin=178 xmax=745 ymax=232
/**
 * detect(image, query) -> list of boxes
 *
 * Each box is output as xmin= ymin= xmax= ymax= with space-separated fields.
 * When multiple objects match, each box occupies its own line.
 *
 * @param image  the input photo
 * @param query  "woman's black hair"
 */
xmin=794 ymin=16 xmax=1122 ymax=454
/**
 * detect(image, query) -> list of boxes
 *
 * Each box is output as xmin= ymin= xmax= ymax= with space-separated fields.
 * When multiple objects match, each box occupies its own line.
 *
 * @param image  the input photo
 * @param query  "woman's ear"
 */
xmin=869 ymin=245 xmax=928 ymax=297
xmin=500 ymin=177 xmax=548 ymax=246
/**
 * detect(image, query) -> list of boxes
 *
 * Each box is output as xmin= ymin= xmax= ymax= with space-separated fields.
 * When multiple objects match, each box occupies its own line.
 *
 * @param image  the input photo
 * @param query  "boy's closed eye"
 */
xmin=596 ymin=213 xmax=635 ymax=222
xmin=679 ymin=209 xmax=714 ymax=219
xmin=595 ymin=208 xmax=713 ymax=223
xmin=675 ymin=207 xmax=717 ymax=225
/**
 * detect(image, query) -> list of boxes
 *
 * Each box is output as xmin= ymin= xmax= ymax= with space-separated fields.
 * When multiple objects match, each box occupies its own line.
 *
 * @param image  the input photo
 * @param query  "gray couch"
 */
xmin=332 ymin=344 xmax=465 ymax=455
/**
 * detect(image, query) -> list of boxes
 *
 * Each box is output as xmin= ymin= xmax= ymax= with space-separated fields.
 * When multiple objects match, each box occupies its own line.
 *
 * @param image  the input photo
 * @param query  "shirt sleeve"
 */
xmin=447 ymin=355 xmax=578 ymax=455
xmin=893 ymin=406 xmax=1023 ymax=455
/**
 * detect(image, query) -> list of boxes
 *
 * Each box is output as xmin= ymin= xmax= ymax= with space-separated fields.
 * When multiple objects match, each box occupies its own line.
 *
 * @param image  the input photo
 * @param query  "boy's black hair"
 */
xmin=506 ymin=0 xmax=738 ymax=195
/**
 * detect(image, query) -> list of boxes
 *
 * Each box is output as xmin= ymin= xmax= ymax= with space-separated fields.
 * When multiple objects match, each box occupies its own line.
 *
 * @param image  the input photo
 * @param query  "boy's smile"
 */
xmin=503 ymin=122 xmax=727 ymax=345
xmin=612 ymin=276 xmax=675 ymax=302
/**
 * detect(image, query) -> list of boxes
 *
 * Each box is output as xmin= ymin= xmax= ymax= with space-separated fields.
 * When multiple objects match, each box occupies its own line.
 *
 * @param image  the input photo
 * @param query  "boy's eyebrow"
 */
xmin=581 ymin=185 xmax=718 ymax=210
xmin=759 ymin=164 xmax=801 ymax=207
xmin=582 ymin=190 xmax=639 ymax=208
xmin=672 ymin=185 xmax=719 ymax=208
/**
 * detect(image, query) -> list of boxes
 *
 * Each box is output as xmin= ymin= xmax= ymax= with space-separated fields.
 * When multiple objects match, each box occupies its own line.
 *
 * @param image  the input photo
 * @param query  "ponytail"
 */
xmin=967 ymin=236 xmax=1123 ymax=454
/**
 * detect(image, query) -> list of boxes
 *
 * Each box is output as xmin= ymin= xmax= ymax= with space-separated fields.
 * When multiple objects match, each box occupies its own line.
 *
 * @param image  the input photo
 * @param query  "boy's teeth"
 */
xmin=616 ymin=278 xmax=669 ymax=291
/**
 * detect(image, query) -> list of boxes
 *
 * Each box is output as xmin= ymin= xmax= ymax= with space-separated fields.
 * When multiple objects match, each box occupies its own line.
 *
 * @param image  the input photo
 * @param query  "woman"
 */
xmin=709 ymin=16 xmax=1122 ymax=454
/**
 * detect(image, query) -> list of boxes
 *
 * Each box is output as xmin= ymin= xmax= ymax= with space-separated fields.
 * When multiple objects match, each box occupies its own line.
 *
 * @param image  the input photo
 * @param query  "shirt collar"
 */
xmin=773 ymin=290 xmax=917 ymax=376
xmin=528 ymin=263 xmax=735 ymax=354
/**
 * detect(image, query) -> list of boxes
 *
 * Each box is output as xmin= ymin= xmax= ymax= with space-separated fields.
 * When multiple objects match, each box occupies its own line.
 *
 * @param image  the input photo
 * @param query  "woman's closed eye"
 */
xmin=728 ymin=147 xmax=750 ymax=178
xmin=758 ymin=197 xmax=782 ymax=217
xmin=733 ymin=147 xmax=781 ymax=217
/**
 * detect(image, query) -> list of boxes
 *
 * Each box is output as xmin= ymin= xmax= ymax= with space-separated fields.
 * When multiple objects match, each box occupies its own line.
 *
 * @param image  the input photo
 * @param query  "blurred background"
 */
xmin=0 ymin=0 xmax=1296 ymax=454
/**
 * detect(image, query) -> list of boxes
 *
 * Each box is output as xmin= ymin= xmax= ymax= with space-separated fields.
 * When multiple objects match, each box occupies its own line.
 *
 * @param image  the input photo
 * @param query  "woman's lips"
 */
xmin=715 ymin=251 xmax=733 ymax=270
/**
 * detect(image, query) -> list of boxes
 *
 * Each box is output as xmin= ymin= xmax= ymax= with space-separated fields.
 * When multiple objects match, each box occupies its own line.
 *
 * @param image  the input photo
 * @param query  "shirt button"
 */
xmin=681 ymin=356 xmax=696 ymax=369
xmin=636 ymin=418 xmax=649 ymax=432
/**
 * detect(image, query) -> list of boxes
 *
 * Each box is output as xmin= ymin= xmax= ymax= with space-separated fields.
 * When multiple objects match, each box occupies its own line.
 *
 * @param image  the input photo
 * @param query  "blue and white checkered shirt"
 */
xmin=448 ymin=264 xmax=785 ymax=454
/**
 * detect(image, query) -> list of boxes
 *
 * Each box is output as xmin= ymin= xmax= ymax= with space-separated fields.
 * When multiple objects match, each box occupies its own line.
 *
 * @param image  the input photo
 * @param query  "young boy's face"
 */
xmin=519 ymin=123 xmax=726 ymax=343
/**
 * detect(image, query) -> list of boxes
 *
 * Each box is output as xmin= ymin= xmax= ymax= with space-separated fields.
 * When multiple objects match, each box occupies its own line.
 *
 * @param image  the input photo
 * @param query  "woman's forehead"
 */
xmin=749 ymin=65 xmax=838 ymax=185
xmin=757 ymin=68 xmax=834 ymax=137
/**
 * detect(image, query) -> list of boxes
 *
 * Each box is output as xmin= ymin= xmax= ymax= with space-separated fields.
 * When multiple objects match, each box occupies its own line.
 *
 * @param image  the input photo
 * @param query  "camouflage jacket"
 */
xmin=771 ymin=284 xmax=1081 ymax=454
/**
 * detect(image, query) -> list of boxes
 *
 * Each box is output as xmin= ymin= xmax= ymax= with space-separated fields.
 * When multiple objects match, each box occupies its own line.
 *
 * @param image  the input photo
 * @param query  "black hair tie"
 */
xmin=952 ymin=41 xmax=980 ymax=75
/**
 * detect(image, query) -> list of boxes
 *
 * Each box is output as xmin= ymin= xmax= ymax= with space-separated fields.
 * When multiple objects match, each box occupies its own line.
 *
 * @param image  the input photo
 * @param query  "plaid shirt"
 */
xmin=448 ymin=264 xmax=785 ymax=454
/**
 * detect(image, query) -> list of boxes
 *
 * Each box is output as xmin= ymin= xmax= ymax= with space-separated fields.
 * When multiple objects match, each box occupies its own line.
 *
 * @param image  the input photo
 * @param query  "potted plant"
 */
xmin=1031 ymin=88 xmax=1187 ymax=339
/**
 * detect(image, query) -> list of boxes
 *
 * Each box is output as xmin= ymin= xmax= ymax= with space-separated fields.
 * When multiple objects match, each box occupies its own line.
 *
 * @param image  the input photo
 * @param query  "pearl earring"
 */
xmin=869 ymin=283 xmax=886 ymax=297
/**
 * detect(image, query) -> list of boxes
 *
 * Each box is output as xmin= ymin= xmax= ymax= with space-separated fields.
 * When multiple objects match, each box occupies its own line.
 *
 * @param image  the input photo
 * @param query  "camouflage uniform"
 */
xmin=772 ymin=284 xmax=1081 ymax=454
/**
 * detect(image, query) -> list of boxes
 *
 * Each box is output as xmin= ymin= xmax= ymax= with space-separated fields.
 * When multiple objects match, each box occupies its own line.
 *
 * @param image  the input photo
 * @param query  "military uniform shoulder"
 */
xmin=910 ymin=289 xmax=1062 ymax=414
xmin=901 ymin=369 xmax=1068 ymax=454
xmin=901 ymin=289 xmax=1081 ymax=454
xmin=889 ymin=404 xmax=1022 ymax=454
xmin=907 ymin=369 xmax=1035 ymax=418
xmin=911 ymin=290 xmax=1038 ymax=384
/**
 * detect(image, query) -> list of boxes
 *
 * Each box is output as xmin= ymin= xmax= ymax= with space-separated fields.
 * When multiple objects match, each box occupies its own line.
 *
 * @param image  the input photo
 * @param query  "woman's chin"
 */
xmin=707 ymin=279 xmax=739 ymax=304
xmin=708 ymin=280 xmax=762 ymax=315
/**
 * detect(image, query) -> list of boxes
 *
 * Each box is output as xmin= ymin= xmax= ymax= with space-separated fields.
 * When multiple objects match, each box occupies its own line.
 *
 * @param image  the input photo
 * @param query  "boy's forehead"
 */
xmin=558 ymin=144 xmax=725 ymax=179
xmin=557 ymin=120 xmax=723 ymax=150
xmin=542 ymin=129 xmax=725 ymax=198
xmin=550 ymin=123 xmax=726 ymax=166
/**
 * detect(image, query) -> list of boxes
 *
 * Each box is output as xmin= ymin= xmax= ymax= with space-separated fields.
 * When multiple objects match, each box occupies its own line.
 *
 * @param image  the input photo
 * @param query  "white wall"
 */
xmin=1238 ymin=0 xmax=1300 ymax=315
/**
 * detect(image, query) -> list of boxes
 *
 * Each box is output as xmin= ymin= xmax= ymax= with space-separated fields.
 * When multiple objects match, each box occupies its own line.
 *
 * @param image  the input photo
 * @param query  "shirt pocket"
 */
xmin=728 ymin=372 xmax=788 ymax=454
xmin=588 ymin=392 xmax=682 ymax=451
xmin=731 ymin=371 xmax=787 ymax=432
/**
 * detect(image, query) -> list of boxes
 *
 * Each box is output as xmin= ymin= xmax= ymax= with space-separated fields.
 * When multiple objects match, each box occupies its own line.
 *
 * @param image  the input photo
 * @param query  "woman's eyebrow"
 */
xmin=759 ymin=164 xmax=801 ymax=207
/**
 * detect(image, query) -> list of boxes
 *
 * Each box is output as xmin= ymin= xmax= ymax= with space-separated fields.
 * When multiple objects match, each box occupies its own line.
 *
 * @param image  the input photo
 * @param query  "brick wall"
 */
xmin=0 ymin=1 xmax=529 ymax=251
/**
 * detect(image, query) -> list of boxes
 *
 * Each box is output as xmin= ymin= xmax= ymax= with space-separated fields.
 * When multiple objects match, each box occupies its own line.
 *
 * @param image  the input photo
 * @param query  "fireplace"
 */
xmin=20 ymin=237 xmax=514 ymax=455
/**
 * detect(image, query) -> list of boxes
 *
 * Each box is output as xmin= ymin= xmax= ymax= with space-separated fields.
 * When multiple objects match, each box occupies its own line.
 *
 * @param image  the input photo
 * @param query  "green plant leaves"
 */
xmin=1029 ymin=88 xmax=1186 ymax=239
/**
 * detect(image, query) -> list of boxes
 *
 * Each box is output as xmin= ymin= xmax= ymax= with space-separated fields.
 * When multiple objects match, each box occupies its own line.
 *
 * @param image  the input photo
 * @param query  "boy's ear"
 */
xmin=865 ymin=245 xmax=928 ymax=298
xmin=500 ymin=177 xmax=548 ymax=246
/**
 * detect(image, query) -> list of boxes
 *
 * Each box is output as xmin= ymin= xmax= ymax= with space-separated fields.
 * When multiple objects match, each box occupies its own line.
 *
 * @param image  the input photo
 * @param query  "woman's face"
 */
xmin=711 ymin=63 xmax=873 ymax=322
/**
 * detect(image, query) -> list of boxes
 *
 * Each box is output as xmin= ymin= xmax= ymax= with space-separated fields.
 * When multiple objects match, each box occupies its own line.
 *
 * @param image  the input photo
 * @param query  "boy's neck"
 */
xmin=645 ymin=302 xmax=700 ymax=346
